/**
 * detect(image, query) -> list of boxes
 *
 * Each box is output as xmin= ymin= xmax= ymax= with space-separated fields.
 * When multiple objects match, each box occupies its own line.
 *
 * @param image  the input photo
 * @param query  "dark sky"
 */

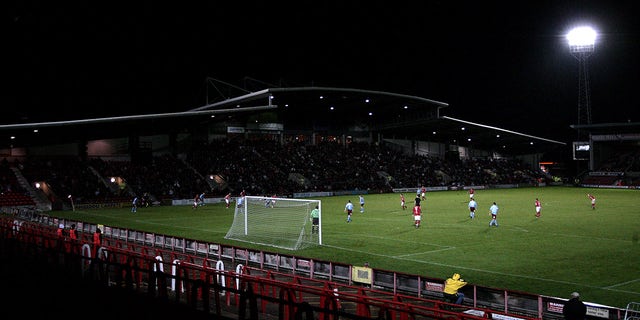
xmin=5 ymin=1 xmax=640 ymax=142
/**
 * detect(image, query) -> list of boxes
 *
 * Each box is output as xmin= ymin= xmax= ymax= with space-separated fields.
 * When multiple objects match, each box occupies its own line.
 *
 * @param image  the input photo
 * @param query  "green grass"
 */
xmin=47 ymin=186 xmax=640 ymax=308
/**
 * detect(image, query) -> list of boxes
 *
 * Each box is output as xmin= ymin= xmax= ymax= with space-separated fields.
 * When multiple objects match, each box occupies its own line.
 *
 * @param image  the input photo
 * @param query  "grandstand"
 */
xmin=0 ymin=140 xmax=555 ymax=208
xmin=571 ymin=122 xmax=640 ymax=187
xmin=0 ymin=83 xmax=577 ymax=209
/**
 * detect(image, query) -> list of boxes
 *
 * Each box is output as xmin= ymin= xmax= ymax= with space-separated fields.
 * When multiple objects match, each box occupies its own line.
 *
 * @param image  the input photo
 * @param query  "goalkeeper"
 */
xmin=310 ymin=205 xmax=320 ymax=234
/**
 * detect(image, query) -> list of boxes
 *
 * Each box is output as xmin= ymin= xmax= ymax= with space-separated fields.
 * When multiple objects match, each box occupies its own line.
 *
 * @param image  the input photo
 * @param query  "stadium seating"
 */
xmin=2 ymin=137 xmax=639 ymax=211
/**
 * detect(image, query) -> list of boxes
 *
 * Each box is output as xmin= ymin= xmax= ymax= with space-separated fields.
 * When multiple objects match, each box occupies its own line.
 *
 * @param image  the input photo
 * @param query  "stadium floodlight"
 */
xmin=567 ymin=26 xmax=597 ymax=131
xmin=68 ymin=194 xmax=75 ymax=211
xmin=567 ymin=26 xmax=596 ymax=53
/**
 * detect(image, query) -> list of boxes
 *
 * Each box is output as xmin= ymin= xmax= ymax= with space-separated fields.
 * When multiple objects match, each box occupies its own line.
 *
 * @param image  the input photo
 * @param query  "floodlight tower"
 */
xmin=567 ymin=26 xmax=597 ymax=130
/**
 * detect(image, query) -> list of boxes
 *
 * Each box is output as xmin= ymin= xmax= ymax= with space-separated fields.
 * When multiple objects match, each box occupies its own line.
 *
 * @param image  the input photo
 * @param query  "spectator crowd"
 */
xmin=2 ymin=138 xmax=553 ymax=208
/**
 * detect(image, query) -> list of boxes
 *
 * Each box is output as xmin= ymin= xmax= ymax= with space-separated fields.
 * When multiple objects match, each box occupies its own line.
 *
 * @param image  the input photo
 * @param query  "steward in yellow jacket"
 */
xmin=443 ymin=273 xmax=467 ymax=305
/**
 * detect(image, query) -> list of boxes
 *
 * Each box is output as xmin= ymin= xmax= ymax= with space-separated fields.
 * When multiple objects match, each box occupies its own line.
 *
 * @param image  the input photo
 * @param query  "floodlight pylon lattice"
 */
xmin=572 ymin=49 xmax=593 ymax=128
xmin=567 ymin=27 xmax=596 ymax=131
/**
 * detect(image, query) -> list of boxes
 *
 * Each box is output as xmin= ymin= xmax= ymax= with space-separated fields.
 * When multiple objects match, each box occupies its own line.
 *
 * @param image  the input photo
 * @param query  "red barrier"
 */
xmin=3 ymin=216 xmax=606 ymax=320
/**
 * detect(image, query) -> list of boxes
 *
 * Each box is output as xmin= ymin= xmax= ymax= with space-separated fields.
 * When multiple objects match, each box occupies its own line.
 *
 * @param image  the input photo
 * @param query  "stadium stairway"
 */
xmin=10 ymin=166 xmax=51 ymax=211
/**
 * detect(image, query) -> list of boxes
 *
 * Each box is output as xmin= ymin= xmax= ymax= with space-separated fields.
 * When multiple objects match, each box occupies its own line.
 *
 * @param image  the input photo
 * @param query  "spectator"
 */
xmin=93 ymin=228 xmax=102 ymax=247
xmin=563 ymin=292 xmax=586 ymax=320
xmin=57 ymin=223 xmax=65 ymax=238
xmin=92 ymin=227 xmax=102 ymax=259
xmin=69 ymin=224 xmax=77 ymax=241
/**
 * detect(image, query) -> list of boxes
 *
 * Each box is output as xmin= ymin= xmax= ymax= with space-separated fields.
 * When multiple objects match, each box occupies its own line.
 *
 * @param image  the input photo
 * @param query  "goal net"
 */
xmin=224 ymin=196 xmax=322 ymax=250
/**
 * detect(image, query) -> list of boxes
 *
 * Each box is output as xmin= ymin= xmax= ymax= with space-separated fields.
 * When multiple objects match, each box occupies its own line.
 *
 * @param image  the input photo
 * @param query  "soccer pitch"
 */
xmin=50 ymin=186 xmax=640 ymax=308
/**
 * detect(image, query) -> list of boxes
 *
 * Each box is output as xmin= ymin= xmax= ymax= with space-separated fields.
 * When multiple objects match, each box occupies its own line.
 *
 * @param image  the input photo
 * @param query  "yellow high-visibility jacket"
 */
xmin=443 ymin=273 xmax=467 ymax=295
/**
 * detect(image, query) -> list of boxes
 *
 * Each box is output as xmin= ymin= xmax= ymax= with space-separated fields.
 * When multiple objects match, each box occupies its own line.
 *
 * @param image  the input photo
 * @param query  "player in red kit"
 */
xmin=192 ymin=194 xmax=199 ymax=209
xmin=587 ymin=194 xmax=596 ymax=209
xmin=413 ymin=204 xmax=422 ymax=228
xmin=400 ymin=193 xmax=406 ymax=210
xmin=224 ymin=193 xmax=231 ymax=208
xmin=534 ymin=198 xmax=541 ymax=218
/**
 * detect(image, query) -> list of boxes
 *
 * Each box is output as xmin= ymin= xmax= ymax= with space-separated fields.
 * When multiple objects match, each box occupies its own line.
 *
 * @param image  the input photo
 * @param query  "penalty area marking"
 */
xmin=604 ymin=278 xmax=640 ymax=289
xmin=394 ymin=247 xmax=457 ymax=257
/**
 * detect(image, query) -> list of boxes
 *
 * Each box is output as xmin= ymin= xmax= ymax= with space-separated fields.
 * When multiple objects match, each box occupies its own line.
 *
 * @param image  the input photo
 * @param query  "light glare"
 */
xmin=567 ymin=26 xmax=597 ymax=46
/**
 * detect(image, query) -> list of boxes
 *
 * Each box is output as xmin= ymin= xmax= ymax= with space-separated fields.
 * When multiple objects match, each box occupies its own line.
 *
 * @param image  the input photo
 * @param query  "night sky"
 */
xmin=5 ymin=1 xmax=640 ymax=142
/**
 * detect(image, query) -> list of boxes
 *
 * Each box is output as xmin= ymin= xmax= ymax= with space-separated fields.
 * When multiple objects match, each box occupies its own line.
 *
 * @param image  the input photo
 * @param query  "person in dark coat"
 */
xmin=563 ymin=292 xmax=587 ymax=320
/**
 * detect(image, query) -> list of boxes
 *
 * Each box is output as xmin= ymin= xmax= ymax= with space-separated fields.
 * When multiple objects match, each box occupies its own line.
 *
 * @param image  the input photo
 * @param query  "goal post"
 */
xmin=224 ymin=196 xmax=322 ymax=250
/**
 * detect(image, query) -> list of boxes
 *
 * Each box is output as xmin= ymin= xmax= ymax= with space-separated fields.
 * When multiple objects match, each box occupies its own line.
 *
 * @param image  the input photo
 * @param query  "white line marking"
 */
xmin=394 ymin=247 xmax=456 ymax=257
xmin=321 ymin=243 xmax=640 ymax=295
xmin=604 ymin=278 xmax=640 ymax=289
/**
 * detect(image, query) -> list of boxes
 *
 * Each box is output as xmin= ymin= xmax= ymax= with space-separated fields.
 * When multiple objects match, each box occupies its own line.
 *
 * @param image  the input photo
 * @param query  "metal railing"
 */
xmin=1 ymin=213 xmax=628 ymax=319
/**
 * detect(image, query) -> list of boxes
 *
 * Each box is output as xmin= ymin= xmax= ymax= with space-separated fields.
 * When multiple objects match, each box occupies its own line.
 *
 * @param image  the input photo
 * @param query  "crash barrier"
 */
xmin=1 ymin=214 xmax=627 ymax=319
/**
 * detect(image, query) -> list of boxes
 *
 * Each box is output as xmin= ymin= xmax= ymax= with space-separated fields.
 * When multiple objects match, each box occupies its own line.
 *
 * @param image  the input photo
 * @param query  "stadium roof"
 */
xmin=0 ymin=86 xmax=566 ymax=156
xmin=193 ymin=86 xmax=567 ymax=156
